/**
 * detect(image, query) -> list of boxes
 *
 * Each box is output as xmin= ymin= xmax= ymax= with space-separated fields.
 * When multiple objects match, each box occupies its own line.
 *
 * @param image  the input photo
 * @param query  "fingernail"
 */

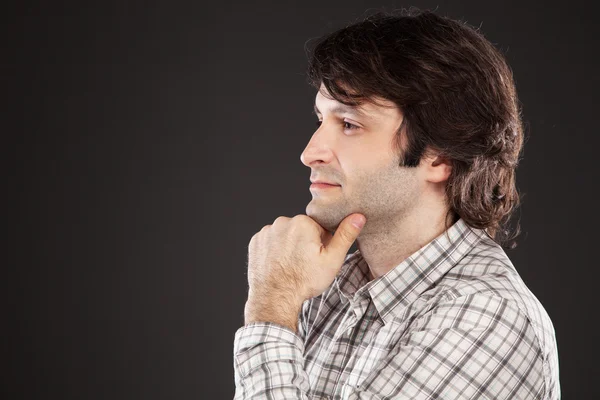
xmin=352 ymin=215 xmax=366 ymax=229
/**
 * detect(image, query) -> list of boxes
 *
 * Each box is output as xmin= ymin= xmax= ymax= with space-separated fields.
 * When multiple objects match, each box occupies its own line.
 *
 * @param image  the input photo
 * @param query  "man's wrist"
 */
xmin=244 ymin=292 xmax=304 ymax=332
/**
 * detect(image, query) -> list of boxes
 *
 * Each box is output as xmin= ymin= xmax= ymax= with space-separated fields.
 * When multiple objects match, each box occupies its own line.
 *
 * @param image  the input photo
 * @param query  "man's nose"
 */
xmin=300 ymin=126 xmax=335 ymax=167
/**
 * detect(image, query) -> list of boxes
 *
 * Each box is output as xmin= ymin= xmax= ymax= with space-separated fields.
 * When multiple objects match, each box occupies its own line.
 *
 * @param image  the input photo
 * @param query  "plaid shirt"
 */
xmin=233 ymin=219 xmax=560 ymax=399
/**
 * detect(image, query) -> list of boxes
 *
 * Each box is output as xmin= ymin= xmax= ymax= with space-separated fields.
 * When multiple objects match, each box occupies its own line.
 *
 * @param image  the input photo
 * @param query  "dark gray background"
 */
xmin=4 ymin=0 xmax=598 ymax=398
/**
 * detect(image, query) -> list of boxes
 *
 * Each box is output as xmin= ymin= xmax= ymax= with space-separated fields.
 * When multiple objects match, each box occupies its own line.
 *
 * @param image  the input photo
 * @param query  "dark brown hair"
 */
xmin=306 ymin=8 xmax=525 ymax=249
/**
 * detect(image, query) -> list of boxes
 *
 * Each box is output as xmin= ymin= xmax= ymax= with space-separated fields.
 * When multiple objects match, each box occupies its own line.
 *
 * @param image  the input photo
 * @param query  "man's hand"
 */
xmin=244 ymin=213 xmax=366 ymax=332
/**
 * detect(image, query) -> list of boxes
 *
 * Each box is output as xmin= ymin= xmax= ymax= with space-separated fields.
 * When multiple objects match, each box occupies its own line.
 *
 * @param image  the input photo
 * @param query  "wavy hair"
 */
xmin=306 ymin=8 xmax=525 ymax=249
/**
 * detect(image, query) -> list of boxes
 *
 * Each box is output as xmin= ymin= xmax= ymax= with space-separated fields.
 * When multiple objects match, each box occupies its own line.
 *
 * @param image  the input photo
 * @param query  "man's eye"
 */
xmin=343 ymin=121 xmax=359 ymax=130
xmin=314 ymin=120 xmax=359 ymax=131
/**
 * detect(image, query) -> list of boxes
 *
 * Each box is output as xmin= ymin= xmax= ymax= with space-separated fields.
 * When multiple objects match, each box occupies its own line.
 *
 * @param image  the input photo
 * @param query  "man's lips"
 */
xmin=310 ymin=181 xmax=341 ymax=189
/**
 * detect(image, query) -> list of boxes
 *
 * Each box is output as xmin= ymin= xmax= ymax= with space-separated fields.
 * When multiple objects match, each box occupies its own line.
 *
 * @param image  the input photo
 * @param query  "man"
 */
xmin=233 ymin=8 xmax=560 ymax=399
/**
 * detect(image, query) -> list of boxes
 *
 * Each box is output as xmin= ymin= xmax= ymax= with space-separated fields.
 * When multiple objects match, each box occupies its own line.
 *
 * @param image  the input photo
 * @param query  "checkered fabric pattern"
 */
xmin=233 ymin=218 xmax=560 ymax=399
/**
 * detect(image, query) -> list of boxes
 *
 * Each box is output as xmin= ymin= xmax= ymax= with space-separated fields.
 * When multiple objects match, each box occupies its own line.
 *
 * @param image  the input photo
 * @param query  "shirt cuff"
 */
xmin=233 ymin=322 xmax=305 ymax=379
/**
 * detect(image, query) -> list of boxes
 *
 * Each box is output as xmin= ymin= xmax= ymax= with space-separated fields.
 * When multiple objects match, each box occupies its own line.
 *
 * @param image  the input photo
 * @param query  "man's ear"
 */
xmin=424 ymin=153 xmax=452 ymax=183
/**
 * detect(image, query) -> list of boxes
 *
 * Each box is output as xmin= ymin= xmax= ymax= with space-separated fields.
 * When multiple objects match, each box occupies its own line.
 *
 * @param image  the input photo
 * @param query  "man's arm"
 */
xmin=233 ymin=294 xmax=547 ymax=399
xmin=233 ymin=298 xmax=312 ymax=399
xmin=233 ymin=321 xmax=310 ymax=399
xmin=234 ymin=214 xmax=365 ymax=398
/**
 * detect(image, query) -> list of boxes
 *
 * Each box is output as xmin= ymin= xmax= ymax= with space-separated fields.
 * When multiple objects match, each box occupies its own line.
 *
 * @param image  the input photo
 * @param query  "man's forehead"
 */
xmin=314 ymin=88 xmax=398 ymax=118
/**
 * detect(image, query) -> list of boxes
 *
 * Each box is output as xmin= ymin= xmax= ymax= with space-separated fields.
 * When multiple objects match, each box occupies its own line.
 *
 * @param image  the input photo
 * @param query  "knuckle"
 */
xmin=274 ymin=216 xmax=287 ymax=224
xmin=292 ymin=214 xmax=309 ymax=223
xmin=292 ymin=214 xmax=312 ymax=228
xmin=250 ymin=227 xmax=266 ymax=244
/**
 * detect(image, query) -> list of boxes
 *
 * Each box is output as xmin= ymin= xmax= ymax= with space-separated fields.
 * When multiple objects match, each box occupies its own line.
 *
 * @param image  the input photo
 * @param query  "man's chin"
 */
xmin=306 ymin=206 xmax=343 ymax=232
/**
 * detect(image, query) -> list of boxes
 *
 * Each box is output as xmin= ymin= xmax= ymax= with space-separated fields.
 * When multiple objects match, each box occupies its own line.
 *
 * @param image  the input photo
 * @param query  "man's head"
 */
xmin=302 ymin=85 xmax=452 ymax=237
xmin=301 ymin=8 xmax=524 ymax=248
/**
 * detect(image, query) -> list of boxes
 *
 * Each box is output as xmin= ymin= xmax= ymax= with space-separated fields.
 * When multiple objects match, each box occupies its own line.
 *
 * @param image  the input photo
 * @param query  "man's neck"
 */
xmin=357 ymin=200 xmax=455 ymax=280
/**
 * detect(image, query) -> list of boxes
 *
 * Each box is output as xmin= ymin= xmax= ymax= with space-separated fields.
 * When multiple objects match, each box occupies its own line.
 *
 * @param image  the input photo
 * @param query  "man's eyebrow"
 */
xmin=313 ymin=103 xmax=373 ymax=120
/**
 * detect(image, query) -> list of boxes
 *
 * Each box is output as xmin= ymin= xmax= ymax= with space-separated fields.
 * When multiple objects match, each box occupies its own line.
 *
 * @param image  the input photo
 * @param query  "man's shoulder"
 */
xmin=436 ymin=233 xmax=531 ymax=304
xmin=430 ymin=235 xmax=558 ymax=363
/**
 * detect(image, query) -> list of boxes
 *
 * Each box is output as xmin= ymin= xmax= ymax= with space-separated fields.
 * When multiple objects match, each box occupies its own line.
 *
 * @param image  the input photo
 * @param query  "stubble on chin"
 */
xmin=306 ymin=200 xmax=349 ymax=233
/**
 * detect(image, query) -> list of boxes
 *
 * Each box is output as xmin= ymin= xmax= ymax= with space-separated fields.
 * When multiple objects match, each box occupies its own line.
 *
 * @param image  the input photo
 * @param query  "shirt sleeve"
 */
xmin=233 ymin=300 xmax=312 ymax=399
xmin=233 ymin=322 xmax=310 ymax=399
xmin=346 ymin=294 xmax=549 ymax=399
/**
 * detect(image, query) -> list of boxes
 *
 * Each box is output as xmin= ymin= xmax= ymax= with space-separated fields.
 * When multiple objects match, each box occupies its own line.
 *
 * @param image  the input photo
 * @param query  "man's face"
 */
xmin=300 ymin=84 xmax=424 ymax=232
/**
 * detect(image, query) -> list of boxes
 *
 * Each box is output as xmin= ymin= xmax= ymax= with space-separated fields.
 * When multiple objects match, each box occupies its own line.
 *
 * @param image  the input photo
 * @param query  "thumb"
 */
xmin=326 ymin=213 xmax=366 ymax=257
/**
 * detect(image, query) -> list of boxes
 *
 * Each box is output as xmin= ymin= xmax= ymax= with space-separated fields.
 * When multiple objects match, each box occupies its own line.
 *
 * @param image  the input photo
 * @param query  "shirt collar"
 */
xmin=334 ymin=218 xmax=486 ymax=325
